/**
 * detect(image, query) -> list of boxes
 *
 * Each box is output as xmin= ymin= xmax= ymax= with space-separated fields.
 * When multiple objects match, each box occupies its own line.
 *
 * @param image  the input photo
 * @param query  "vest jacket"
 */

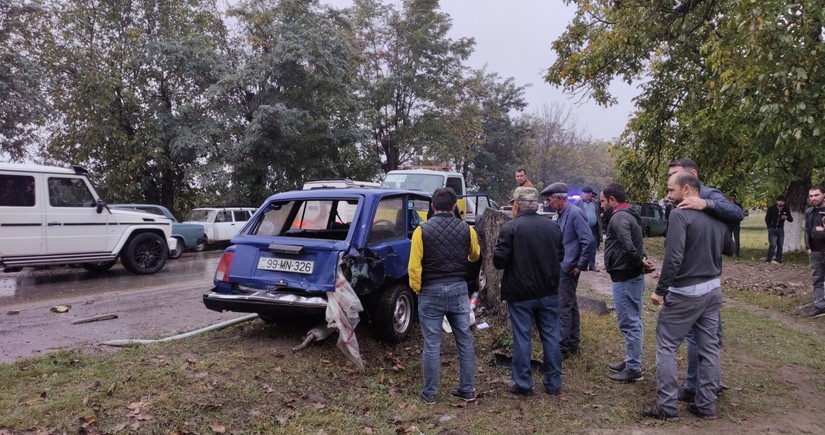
xmin=421 ymin=213 xmax=471 ymax=286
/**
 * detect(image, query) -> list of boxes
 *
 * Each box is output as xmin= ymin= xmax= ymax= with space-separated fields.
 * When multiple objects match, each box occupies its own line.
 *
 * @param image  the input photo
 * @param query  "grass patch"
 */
xmin=3 ymin=295 xmax=822 ymax=433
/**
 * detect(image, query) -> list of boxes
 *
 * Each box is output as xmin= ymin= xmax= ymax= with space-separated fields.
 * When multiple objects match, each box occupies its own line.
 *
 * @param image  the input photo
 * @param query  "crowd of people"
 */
xmin=406 ymin=159 xmax=825 ymax=421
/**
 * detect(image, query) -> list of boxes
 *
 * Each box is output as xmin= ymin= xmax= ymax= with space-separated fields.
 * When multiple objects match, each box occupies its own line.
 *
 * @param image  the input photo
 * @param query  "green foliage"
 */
xmin=0 ymin=0 xmax=49 ymax=161
xmin=218 ymin=0 xmax=373 ymax=204
xmin=547 ymin=0 xmax=825 ymax=209
xmin=348 ymin=0 xmax=474 ymax=172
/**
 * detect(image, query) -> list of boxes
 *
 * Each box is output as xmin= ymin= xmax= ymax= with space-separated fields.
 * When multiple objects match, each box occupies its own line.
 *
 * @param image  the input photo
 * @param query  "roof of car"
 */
xmin=0 ymin=163 xmax=88 ymax=175
xmin=385 ymin=168 xmax=462 ymax=177
xmin=266 ymin=187 xmax=431 ymax=201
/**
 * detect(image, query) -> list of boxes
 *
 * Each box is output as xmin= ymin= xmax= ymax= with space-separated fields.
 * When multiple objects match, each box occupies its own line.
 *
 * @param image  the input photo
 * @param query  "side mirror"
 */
xmin=96 ymin=198 xmax=106 ymax=214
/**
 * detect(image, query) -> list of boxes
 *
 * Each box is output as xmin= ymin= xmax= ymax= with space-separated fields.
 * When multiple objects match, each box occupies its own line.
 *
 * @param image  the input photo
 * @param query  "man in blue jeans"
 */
xmin=494 ymin=186 xmax=564 ymax=396
xmin=765 ymin=196 xmax=793 ymax=264
xmin=600 ymin=184 xmax=654 ymax=383
xmin=666 ymin=159 xmax=743 ymax=402
xmin=409 ymin=187 xmax=481 ymax=404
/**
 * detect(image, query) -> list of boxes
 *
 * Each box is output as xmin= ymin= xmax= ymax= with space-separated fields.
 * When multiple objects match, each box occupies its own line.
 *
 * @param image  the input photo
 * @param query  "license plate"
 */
xmin=257 ymin=257 xmax=315 ymax=274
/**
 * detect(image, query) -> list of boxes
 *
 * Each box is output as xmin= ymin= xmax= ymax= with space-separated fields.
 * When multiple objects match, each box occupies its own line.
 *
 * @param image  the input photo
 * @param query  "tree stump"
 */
xmin=476 ymin=208 xmax=511 ymax=318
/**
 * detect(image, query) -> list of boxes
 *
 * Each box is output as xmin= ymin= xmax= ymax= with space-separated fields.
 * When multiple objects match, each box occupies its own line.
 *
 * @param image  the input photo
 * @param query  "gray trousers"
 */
xmin=812 ymin=251 xmax=825 ymax=309
xmin=655 ymin=288 xmax=722 ymax=416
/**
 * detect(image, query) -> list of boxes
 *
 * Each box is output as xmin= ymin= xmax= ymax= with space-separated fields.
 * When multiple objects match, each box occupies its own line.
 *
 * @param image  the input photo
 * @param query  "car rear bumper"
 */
xmin=202 ymin=287 xmax=328 ymax=315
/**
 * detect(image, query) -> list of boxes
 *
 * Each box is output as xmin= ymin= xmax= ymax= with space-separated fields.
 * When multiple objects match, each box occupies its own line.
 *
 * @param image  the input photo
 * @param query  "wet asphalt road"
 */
xmin=0 ymin=250 xmax=249 ymax=363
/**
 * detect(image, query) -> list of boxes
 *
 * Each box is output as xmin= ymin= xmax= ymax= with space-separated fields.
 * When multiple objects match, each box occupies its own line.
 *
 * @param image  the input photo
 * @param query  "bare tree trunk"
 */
xmin=784 ymin=177 xmax=812 ymax=253
xmin=476 ymin=208 xmax=510 ymax=318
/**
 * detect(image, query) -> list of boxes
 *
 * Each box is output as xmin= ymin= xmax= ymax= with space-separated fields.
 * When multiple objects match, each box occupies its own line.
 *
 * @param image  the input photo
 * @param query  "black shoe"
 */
xmin=561 ymin=349 xmax=580 ymax=360
xmin=608 ymin=361 xmax=626 ymax=372
xmin=507 ymin=382 xmax=534 ymax=397
xmin=641 ymin=405 xmax=679 ymax=421
xmin=808 ymin=307 xmax=825 ymax=318
xmin=609 ymin=368 xmax=643 ymax=383
xmin=544 ymin=386 xmax=561 ymax=396
xmin=677 ymin=388 xmax=696 ymax=402
xmin=687 ymin=403 xmax=718 ymax=420
xmin=449 ymin=389 xmax=477 ymax=402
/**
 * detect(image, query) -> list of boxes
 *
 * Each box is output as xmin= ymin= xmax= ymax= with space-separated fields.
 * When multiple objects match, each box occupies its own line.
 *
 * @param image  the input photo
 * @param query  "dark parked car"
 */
xmin=111 ymin=204 xmax=206 ymax=259
xmin=202 ymin=188 xmax=432 ymax=342
xmin=630 ymin=203 xmax=668 ymax=237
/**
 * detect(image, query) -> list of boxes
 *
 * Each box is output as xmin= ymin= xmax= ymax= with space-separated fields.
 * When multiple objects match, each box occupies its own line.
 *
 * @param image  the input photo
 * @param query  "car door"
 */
xmin=0 ymin=172 xmax=43 ymax=257
xmin=365 ymin=195 xmax=412 ymax=281
xmin=44 ymin=175 xmax=109 ymax=254
xmin=213 ymin=210 xmax=237 ymax=241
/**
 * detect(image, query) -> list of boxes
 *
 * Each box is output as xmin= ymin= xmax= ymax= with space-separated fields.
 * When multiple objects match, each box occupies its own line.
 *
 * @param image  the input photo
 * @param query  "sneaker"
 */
xmin=688 ymin=403 xmax=718 ymax=420
xmin=419 ymin=392 xmax=436 ymax=405
xmin=807 ymin=307 xmax=825 ymax=318
xmin=641 ymin=405 xmax=679 ymax=421
xmin=449 ymin=389 xmax=477 ymax=402
xmin=544 ymin=386 xmax=561 ymax=396
xmin=609 ymin=368 xmax=643 ymax=383
xmin=507 ymin=382 xmax=534 ymax=397
xmin=608 ymin=361 xmax=626 ymax=372
xmin=770 ymin=260 xmax=780 ymax=265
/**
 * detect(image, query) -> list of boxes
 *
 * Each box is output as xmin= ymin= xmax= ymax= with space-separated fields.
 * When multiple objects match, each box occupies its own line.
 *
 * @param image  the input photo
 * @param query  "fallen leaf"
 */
xmin=109 ymin=422 xmax=128 ymax=433
xmin=390 ymin=413 xmax=403 ymax=424
xmin=583 ymin=390 xmax=597 ymax=396
xmin=321 ymin=358 xmax=332 ymax=365
xmin=127 ymin=401 xmax=145 ymax=411
xmin=130 ymin=421 xmax=140 ymax=431
xmin=88 ymin=380 xmax=101 ymax=390
xmin=314 ymin=403 xmax=326 ymax=410
xmin=209 ymin=423 xmax=225 ymax=433
xmin=261 ymin=383 xmax=273 ymax=394
xmin=388 ymin=388 xmax=397 ymax=398
xmin=136 ymin=414 xmax=154 ymax=421
xmin=6 ymin=310 xmax=20 ymax=315
xmin=50 ymin=305 xmax=71 ymax=313
xmin=363 ymin=428 xmax=373 ymax=434
xmin=276 ymin=416 xmax=289 ymax=426
xmin=19 ymin=391 xmax=47 ymax=405
xmin=192 ymin=371 xmax=209 ymax=379
xmin=437 ymin=415 xmax=455 ymax=424
xmin=107 ymin=382 xmax=117 ymax=395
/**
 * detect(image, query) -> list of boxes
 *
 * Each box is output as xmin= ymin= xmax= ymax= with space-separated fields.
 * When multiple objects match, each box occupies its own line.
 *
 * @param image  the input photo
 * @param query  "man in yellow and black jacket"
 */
xmin=408 ymin=187 xmax=480 ymax=405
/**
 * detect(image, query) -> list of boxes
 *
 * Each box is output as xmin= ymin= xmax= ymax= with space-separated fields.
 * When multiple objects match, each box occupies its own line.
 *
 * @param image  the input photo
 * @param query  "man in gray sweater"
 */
xmin=643 ymin=171 xmax=735 ymax=421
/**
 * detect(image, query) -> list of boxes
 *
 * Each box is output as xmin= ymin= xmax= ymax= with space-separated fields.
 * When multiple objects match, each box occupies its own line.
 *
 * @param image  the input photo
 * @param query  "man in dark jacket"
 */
xmin=765 ymin=196 xmax=793 ymax=264
xmin=805 ymin=186 xmax=825 ymax=318
xmin=601 ymin=184 xmax=654 ymax=383
xmin=493 ymin=186 xmax=564 ymax=396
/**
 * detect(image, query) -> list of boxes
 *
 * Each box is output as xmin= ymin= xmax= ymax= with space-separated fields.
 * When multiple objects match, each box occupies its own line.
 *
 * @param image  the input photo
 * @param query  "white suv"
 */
xmin=0 ymin=163 xmax=177 ymax=274
xmin=183 ymin=206 xmax=255 ymax=250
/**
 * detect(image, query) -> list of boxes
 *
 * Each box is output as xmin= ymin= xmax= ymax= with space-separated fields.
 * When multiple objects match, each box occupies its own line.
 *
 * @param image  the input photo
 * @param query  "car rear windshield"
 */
xmin=186 ymin=210 xmax=212 ymax=222
xmin=250 ymin=199 xmax=359 ymax=241
xmin=381 ymin=173 xmax=443 ymax=193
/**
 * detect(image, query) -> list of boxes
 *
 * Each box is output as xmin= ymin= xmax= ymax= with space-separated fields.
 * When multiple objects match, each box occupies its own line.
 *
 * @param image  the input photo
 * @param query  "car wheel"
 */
xmin=259 ymin=315 xmax=277 ymax=325
xmin=169 ymin=238 xmax=185 ymax=259
xmin=373 ymin=282 xmax=415 ymax=343
xmin=478 ymin=267 xmax=487 ymax=292
xmin=194 ymin=241 xmax=207 ymax=252
xmin=644 ymin=226 xmax=651 ymax=237
xmin=81 ymin=260 xmax=118 ymax=272
xmin=121 ymin=232 xmax=168 ymax=275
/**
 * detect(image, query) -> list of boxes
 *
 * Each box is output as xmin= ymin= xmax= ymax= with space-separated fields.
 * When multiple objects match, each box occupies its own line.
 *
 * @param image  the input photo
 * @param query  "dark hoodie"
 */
xmin=604 ymin=205 xmax=647 ymax=283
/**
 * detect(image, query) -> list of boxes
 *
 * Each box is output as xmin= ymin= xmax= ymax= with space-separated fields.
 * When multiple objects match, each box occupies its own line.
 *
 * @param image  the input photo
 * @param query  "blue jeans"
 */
xmin=507 ymin=295 xmax=562 ymax=393
xmin=767 ymin=227 xmax=785 ymax=262
xmin=683 ymin=311 xmax=723 ymax=393
xmin=612 ymin=274 xmax=645 ymax=372
xmin=418 ymin=281 xmax=476 ymax=399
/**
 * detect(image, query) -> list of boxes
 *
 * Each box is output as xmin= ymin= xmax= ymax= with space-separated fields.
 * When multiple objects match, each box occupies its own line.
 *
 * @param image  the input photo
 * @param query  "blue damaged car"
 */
xmin=202 ymin=188 xmax=432 ymax=342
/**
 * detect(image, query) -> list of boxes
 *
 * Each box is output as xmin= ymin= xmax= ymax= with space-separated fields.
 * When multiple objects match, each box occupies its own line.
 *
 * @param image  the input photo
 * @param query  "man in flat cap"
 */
xmin=578 ymin=186 xmax=602 ymax=271
xmin=542 ymin=182 xmax=595 ymax=359
xmin=494 ymin=186 xmax=564 ymax=396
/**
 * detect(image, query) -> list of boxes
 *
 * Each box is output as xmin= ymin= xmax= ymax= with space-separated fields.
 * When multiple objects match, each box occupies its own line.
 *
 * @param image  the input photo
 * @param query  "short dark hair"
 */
xmin=602 ymin=183 xmax=627 ymax=203
xmin=516 ymin=168 xmax=526 ymax=174
xmin=672 ymin=171 xmax=701 ymax=191
xmin=776 ymin=195 xmax=786 ymax=201
xmin=432 ymin=187 xmax=457 ymax=212
xmin=668 ymin=158 xmax=699 ymax=172
xmin=811 ymin=185 xmax=825 ymax=194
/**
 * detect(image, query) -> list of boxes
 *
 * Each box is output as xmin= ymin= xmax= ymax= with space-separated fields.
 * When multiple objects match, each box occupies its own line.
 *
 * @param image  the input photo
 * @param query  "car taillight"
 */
xmin=215 ymin=252 xmax=234 ymax=282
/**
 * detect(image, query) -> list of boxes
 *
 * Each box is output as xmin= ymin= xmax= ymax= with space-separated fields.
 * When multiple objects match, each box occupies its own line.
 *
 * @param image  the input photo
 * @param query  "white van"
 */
xmin=183 ymin=206 xmax=256 ymax=250
xmin=0 ymin=163 xmax=177 ymax=274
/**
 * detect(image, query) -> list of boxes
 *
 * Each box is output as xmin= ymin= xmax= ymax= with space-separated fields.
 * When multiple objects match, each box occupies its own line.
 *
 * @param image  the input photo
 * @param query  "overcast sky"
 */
xmin=322 ymin=0 xmax=639 ymax=141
